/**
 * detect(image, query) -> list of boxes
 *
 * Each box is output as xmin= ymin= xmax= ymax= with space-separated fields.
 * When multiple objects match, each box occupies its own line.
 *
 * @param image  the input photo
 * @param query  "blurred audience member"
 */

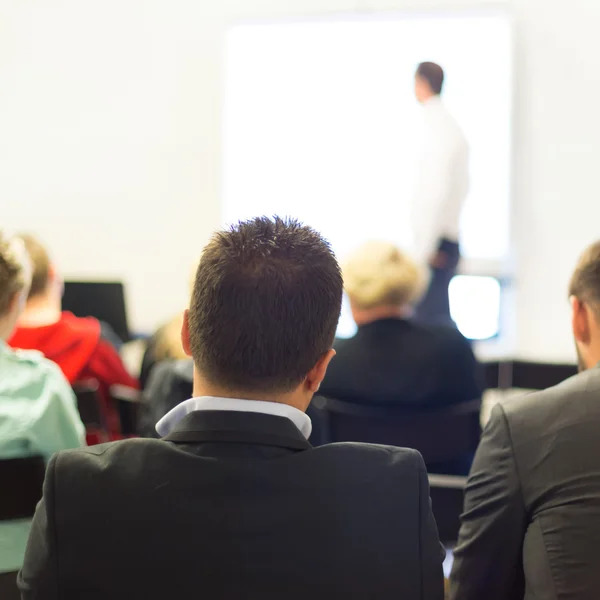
xmin=321 ymin=241 xmax=482 ymax=408
xmin=19 ymin=217 xmax=444 ymax=600
xmin=0 ymin=231 xmax=84 ymax=581
xmin=9 ymin=235 xmax=138 ymax=437
xmin=450 ymin=241 xmax=600 ymax=600
xmin=139 ymin=313 xmax=187 ymax=388
xmin=137 ymin=357 xmax=193 ymax=437
xmin=139 ymin=262 xmax=197 ymax=388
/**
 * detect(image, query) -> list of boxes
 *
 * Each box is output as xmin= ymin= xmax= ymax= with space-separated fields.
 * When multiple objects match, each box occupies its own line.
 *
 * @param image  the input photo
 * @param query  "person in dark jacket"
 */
xmin=321 ymin=241 xmax=482 ymax=409
xmin=18 ymin=217 xmax=444 ymax=600
xmin=449 ymin=241 xmax=600 ymax=600
xmin=316 ymin=242 xmax=482 ymax=473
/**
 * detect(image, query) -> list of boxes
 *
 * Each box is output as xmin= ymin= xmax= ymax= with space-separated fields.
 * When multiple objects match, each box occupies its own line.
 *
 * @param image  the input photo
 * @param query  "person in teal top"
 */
xmin=0 ymin=231 xmax=85 ymax=577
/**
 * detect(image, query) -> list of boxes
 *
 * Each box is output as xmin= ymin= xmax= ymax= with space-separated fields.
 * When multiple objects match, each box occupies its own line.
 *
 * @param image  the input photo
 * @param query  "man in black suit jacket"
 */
xmin=450 ymin=241 xmax=600 ymax=600
xmin=19 ymin=217 xmax=444 ymax=600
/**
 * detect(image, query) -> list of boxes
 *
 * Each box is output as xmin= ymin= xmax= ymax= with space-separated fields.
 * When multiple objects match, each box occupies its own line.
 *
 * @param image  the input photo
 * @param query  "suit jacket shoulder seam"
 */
xmin=496 ymin=404 xmax=528 ymax=514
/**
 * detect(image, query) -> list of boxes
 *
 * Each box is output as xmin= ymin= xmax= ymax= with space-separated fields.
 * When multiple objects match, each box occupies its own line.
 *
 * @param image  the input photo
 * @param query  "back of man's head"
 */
xmin=19 ymin=234 xmax=51 ymax=299
xmin=416 ymin=62 xmax=445 ymax=96
xmin=569 ymin=241 xmax=600 ymax=369
xmin=570 ymin=241 xmax=600 ymax=312
xmin=187 ymin=216 xmax=343 ymax=395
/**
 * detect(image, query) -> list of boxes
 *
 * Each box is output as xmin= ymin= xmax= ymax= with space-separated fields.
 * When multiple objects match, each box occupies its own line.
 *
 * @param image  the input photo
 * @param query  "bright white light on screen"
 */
xmin=450 ymin=275 xmax=501 ymax=340
xmin=223 ymin=13 xmax=512 ymax=262
xmin=223 ymin=13 xmax=511 ymax=340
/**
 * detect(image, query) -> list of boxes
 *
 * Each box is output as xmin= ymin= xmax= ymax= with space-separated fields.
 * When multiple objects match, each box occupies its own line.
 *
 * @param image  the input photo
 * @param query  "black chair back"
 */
xmin=428 ymin=474 xmax=467 ymax=545
xmin=0 ymin=456 xmax=45 ymax=600
xmin=73 ymin=379 xmax=108 ymax=441
xmin=0 ymin=456 xmax=45 ymax=521
xmin=483 ymin=360 xmax=577 ymax=391
xmin=110 ymin=384 xmax=141 ymax=436
xmin=312 ymin=396 xmax=481 ymax=466
xmin=511 ymin=360 xmax=577 ymax=390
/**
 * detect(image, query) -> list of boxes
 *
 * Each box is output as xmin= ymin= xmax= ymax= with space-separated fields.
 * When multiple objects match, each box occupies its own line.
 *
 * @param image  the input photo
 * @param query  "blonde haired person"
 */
xmin=0 ymin=232 xmax=84 ymax=595
xmin=139 ymin=262 xmax=198 ymax=388
xmin=343 ymin=241 xmax=426 ymax=317
xmin=319 ymin=241 xmax=482 ymax=473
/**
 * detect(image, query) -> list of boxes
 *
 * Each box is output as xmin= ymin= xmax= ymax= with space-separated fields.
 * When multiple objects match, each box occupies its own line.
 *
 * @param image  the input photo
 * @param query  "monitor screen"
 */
xmin=62 ymin=281 xmax=130 ymax=343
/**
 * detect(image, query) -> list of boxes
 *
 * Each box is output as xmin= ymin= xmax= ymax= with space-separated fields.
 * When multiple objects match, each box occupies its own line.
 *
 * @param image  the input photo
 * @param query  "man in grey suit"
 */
xmin=450 ymin=241 xmax=600 ymax=600
xmin=18 ymin=217 xmax=444 ymax=600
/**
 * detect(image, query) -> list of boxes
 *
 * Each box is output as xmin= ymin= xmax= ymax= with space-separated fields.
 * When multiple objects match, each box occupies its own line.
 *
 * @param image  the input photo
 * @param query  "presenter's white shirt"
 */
xmin=412 ymin=96 xmax=469 ymax=263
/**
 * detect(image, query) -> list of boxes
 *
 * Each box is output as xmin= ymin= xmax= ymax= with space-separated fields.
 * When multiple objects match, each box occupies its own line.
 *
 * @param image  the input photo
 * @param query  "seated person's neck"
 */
xmin=18 ymin=294 xmax=62 ymax=328
xmin=193 ymin=372 xmax=311 ymax=413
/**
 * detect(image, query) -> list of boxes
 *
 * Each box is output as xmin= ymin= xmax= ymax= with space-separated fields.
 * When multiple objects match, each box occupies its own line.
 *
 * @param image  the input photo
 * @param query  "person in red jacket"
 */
xmin=9 ymin=235 xmax=139 ymax=438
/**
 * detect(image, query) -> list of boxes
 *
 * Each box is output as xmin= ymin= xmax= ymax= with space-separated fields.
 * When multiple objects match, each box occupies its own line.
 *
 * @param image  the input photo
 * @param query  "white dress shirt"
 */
xmin=156 ymin=396 xmax=312 ymax=439
xmin=411 ymin=95 xmax=470 ymax=263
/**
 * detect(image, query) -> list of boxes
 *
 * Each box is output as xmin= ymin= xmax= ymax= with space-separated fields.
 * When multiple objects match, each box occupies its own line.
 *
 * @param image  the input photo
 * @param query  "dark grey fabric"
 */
xmin=450 ymin=365 xmax=600 ymax=600
xmin=413 ymin=238 xmax=460 ymax=328
xmin=137 ymin=359 xmax=193 ymax=437
xmin=322 ymin=318 xmax=482 ymax=409
xmin=0 ymin=572 xmax=19 ymax=600
xmin=19 ymin=410 xmax=444 ymax=600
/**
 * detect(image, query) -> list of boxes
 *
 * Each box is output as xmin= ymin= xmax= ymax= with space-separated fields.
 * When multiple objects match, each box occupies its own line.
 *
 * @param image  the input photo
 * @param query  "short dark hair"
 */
xmin=569 ymin=241 xmax=600 ymax=316
xmin=416 ymin=62 xmax=445 ymax=95
xmin=188 ymin=216 xmax=343 ymax=394
xmin=20 ymin=234 xmax=51 ymax=299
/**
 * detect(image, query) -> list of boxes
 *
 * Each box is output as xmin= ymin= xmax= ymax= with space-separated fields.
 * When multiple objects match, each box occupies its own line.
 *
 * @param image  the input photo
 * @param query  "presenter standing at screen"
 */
xmin=411 ymin=62 xmax=469 ymax=326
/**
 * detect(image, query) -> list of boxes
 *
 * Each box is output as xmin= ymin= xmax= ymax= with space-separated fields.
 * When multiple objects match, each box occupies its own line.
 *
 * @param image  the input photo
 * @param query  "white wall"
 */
xmin=2 ymin=0 xmax=600 ymax=361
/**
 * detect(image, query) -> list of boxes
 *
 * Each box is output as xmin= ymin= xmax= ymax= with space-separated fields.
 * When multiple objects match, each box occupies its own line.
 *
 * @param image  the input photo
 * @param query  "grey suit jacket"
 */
xmin=450 ymin=365 xmax=600 ymax=600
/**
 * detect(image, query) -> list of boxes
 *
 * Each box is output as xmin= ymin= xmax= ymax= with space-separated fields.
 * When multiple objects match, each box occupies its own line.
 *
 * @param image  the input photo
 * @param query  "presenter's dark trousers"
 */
xmin=414 ymin=238 xmax=460 ymax=327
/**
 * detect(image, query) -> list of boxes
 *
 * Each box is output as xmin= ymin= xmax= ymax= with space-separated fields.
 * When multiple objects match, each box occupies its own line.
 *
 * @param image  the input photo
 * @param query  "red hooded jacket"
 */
xmin=9 ymin=312 xmax=139 ymax=437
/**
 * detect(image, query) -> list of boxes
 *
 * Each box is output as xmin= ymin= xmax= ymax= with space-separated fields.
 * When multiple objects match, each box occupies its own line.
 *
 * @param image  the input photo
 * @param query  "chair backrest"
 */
xmin=73 ymin=379 xmax=108 ymax=440
xmin=0 ymin=456 xmax=46 ymax=521
xmin=312 ymin=396 xmax=481 ymax=465
xmin=483 ymin=360 xmax=577 ymax=391
xmin=428 ymin=474 xmax=467 ymax=545
xmin=110 ymin=384 xmax=141 ymax=436
xmin=511 ymin=360 xmax=578 ymax=390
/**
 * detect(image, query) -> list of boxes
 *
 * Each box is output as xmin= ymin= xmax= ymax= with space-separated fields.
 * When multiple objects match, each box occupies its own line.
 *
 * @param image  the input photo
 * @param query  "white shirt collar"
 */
xmin=156 ymin=396 xmax=312 ymax=440
xmin=423 ymin=94 xmax=443 ymax=109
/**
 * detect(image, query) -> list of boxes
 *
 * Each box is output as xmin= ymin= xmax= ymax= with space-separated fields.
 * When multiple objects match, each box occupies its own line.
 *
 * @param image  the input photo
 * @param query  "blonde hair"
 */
xmin=343 ymin=241 xmax=425 ymax=310
xmin=19 ymin=234 xmax=51 ymax=298
xmin=152 ymin=313 xmax=188 ymax=362
xmin=0 ymin=231 xmax=31 ymax=316
xmin=151 ymin=259 xmax=200 ymax=362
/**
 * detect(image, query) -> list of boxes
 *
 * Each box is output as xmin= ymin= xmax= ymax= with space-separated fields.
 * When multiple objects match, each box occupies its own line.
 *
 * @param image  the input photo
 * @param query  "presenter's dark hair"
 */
xmin=416 ymin=62 xmax=445 ymax=95
xmin=569 ymin=241 xmax=600 ymax=315
xmin=188 ymin=216 xmax=343 ymax=393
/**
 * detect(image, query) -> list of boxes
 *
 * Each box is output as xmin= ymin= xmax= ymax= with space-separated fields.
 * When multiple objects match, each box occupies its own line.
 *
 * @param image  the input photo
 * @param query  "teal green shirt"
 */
xmin=0 ymin=341 xmax=85 ymax=573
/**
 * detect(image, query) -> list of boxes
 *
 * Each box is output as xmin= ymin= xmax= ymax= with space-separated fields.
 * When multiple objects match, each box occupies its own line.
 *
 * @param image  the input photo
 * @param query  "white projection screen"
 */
xmin=223 ymin=11 xmax=513 ymax=338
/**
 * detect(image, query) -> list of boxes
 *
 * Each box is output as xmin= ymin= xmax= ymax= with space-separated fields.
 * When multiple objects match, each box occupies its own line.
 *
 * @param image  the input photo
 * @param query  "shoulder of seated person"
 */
xmin=8 ymin=347 xmax=60 ymax=372
xmin=422 ymin=322 xmax=467 ymax=341
xmin=315 ymin=442 xmax=423 ymax=467
xmin=495 ymin=367 xmax=600 ymax=429
xmin=55 ymin=437 xmax=163 ymax=462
